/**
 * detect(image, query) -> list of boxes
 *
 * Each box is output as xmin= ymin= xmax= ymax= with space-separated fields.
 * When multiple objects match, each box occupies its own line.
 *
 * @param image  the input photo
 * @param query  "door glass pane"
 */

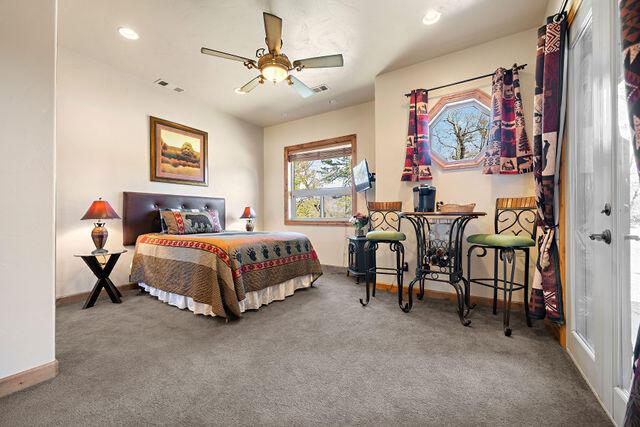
xmin=620 ymin=56 xmax=640 ymax=392
xmin=571 ymin=17 xmax=596 ymax=349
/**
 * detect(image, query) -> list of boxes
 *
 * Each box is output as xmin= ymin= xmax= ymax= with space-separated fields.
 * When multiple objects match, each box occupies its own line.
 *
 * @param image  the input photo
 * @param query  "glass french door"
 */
xmin=616 ymin=0 xmax=640 ymax=423
xmin=568 ymin=0 xmax=638 ymax=423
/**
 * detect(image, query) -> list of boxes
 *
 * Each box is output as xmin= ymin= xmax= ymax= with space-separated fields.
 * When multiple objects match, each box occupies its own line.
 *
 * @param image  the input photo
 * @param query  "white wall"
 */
xmin=374 ymin=28 xmax=538 ymax=300
xmin=56 ymin=49 xmax=263 ymax=298
xmin=0 ymin=0 xmax=57 ymax=378
xmin=263 ymin=102 xmax=375 ymax=267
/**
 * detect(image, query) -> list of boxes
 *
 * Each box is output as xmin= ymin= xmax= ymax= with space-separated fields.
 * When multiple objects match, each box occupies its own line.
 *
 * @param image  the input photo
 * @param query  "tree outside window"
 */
xmin=284 ymin=136 xmax=356 ymax=225
xmin=428 ymin=89 xmax=491 ymax=170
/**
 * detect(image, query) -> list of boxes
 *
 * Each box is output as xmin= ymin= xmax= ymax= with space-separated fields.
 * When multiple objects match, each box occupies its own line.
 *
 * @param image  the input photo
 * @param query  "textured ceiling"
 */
xmin=58 ymin=0 xmax=548 ymax=127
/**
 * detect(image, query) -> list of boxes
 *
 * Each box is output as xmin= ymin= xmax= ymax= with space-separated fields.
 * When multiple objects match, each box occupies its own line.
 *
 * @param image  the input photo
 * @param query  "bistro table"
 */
xmin=399 ymin=211 xmax=486 ymax=326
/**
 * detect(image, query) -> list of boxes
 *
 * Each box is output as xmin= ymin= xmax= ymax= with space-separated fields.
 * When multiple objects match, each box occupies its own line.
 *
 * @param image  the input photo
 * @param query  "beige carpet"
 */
xmin=0 ymin=266 xmax=611 ymax=425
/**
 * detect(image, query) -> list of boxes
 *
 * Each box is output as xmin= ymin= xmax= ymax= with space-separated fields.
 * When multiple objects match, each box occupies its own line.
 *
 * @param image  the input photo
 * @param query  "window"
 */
xmin=284 ymin=135 xmax=356 ymax=225
xmin=428 ymin=89 xmax=491 ymax=169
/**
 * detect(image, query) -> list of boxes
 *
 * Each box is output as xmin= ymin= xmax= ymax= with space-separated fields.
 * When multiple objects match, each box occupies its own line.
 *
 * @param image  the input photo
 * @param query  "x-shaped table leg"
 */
xmin=81 ymin=254 xmax=122 ymax=309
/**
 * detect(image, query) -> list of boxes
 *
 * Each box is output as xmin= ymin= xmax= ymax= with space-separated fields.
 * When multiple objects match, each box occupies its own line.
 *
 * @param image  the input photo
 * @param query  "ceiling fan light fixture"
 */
xmin=422 ymin=10 xmax=441 ymax=25
xmin=261 ymin=64 xmax=289 ymax=83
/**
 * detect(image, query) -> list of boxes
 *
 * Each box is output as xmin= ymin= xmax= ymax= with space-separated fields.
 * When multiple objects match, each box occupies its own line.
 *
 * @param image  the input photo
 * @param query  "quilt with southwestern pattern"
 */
xmin=130 ymin=231 xmax=322 ymax=318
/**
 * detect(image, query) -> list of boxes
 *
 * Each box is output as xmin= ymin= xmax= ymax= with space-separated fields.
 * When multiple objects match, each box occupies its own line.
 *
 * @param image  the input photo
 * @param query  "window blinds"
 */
xmin=287 ymin=145 xmax=352 ymax=162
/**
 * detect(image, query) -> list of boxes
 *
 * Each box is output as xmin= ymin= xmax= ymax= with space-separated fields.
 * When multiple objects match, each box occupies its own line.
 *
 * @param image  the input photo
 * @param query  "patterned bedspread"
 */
xmin=130 ymin=231 xmax=322 ymax=318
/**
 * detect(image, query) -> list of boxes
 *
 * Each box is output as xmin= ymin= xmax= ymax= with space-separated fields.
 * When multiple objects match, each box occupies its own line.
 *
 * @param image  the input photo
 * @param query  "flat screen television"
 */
xmin=352 ymin=159 xmax=374 ymax=193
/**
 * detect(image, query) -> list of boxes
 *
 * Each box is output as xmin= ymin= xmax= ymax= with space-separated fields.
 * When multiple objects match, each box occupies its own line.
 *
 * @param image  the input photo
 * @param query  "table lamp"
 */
xmin=81 ymin=198 xmax=121 ymax=254
xmin=240 ymin=207 xmax=256 ymax=232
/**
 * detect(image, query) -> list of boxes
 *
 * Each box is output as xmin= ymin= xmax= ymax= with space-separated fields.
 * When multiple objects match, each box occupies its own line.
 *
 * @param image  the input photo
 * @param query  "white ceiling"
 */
xmin=58 ymin=0 xmax=548 ymax=127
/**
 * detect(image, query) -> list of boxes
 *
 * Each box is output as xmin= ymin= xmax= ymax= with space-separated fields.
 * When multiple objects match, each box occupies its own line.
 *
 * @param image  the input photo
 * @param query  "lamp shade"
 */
xmin=81 ymin=198 xmax=120 ymax=220
xmin=240 ymin=206 xmax=256 ymax=219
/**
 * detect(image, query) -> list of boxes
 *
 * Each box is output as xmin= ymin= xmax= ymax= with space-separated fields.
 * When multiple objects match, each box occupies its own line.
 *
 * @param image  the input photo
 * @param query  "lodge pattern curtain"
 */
xmin=483 ymin=66 xmax=533 ymax=174
xmin=529 ymin=14 xmax=567 ymax=324
xmin=401 ymin=90 xmax=433 ymax=181
xmin=621 ymin=1 xmax=640 ymax=424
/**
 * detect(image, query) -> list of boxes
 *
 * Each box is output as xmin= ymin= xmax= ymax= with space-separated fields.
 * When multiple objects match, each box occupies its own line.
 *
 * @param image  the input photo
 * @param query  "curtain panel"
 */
xmin=483 ymin=66 xmax=533 ymax=174
xmin=401 ymin=90 xmax=433 ymax=181
xmin=529 ymin=14 xmax=567 ymax=325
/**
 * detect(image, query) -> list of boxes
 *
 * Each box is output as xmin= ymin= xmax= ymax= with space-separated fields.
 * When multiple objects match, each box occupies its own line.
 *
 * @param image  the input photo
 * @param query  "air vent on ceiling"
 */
xmin=312 ymin=84 xmax=329 ymax=93
xmin=153 ymin=79 xmax=185 ymax=93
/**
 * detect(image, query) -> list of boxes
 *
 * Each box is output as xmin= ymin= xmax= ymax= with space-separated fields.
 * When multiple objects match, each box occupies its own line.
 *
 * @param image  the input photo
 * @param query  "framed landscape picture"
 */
xmin=150 ymin=116 xmax=208 ymax=186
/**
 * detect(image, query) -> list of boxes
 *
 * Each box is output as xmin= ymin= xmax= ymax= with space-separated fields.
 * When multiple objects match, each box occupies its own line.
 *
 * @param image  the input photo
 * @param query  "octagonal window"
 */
xmin=428 ymin=89 xmax=491 ymax=169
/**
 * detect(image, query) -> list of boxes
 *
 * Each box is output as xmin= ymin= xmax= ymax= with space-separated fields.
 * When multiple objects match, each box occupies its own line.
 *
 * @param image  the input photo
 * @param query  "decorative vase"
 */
xmin=355 ymin=228 xmax=366 ymax=237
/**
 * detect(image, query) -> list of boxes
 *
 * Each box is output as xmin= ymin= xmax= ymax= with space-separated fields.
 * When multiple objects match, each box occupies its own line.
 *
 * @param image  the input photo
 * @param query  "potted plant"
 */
xmin=349 ymin=212 xmax=369 ymax=237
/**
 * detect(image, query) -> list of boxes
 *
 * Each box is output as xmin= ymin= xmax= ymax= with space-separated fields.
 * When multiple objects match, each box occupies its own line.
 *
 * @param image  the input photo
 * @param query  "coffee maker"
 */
xmin=413 ymin=185 xmax=436 ymax=212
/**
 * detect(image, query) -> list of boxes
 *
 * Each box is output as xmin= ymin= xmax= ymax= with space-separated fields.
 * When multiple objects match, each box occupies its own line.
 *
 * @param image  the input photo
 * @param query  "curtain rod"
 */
xmin=404 ymin=63 xmax=527 ymax=97
xmin=557 ymin=0 xmax=568 ymax=16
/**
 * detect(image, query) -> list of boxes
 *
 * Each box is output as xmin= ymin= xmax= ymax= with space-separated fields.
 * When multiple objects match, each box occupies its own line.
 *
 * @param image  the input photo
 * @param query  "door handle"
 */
xmin=625 ymin=234 xmax=640 ymax=241
xmin=589 ymin=229 xmax=612 ymax=244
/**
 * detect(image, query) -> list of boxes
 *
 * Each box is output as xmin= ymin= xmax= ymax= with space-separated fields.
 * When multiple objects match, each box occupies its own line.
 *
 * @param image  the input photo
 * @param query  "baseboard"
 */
xmin=374 ymin=282 xmax=524 ymax=309
xmin=0 ymin=360 xmax=59 ymax=398
xmin=56 ymin=283 xmax=139 ymax=306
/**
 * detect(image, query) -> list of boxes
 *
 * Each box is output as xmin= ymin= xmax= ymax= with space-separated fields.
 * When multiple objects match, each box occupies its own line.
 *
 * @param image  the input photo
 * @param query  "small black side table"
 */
xmin=74 ymin=249 xmax=127 ymax=309
xmin=347 ymin=236 xmax=375 ymax=283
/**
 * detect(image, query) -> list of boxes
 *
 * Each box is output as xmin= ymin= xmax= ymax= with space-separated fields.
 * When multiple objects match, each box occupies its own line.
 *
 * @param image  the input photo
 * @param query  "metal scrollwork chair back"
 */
xmin=494 ymin=197 xmax=537 ymax=239
xmin=367 ymin=201 xmax=402 ymax=232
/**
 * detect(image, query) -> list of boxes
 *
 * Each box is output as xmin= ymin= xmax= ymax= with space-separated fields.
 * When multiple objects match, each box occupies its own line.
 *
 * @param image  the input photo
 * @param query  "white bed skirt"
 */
xmin=139 ymin=274 xmax=315 ymax=317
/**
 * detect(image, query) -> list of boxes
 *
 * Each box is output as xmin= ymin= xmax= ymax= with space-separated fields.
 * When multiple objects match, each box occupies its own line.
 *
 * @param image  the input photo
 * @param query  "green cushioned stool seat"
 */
xmin=467 ymin=233 xmax=535 ymax=248
xmin=366 ymin=230 xmax=406 ymax=241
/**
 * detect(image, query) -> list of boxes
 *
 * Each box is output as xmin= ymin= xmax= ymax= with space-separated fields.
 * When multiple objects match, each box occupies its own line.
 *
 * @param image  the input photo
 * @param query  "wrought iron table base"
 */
xmin=399 ymin=213 xmax=484 ymax=326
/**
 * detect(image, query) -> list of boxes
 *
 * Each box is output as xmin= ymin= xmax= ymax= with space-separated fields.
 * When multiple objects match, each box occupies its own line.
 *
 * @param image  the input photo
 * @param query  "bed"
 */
xmin=123 ymin=191 xmax=322 ymax=319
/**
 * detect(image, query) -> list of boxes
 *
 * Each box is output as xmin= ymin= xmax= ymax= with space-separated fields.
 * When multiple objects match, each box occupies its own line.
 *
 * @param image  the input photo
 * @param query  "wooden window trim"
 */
xmin=284 ymin=134 xmax=357 ymax=226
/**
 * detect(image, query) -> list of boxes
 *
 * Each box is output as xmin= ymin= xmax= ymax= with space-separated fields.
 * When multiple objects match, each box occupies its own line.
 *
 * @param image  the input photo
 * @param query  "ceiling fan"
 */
xmin=201 ymin=12 xmax=344 ymax=98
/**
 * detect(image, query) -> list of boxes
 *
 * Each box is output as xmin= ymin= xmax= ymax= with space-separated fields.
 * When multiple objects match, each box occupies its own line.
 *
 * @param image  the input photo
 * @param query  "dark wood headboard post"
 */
xmin=122 ymin=192 xmax=226 ymax=246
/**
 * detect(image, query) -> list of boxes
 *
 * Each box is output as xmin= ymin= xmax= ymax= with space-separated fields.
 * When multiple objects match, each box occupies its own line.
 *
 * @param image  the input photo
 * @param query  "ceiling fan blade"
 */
xmin=201 ymin=47 xmax=256 ymax=65
xmin=289 ymin=75 xmax=315 ymax=98
xmin=238 ymin=76 xmax=261 ymax=94
xmin=263 ymin=12 xmax=282 ymax=54
xmin=292 ymin=54 xmax=344 ymax=69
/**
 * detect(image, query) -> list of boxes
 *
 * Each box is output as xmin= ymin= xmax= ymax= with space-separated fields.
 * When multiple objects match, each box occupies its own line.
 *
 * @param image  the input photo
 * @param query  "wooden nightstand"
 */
xmin=74 ymin=249 xmax=127 ymax=309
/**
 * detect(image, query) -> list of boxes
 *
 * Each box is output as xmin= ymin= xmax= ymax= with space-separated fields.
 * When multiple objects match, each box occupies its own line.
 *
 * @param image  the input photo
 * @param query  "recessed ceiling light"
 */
xmin=328 ymin=99 xmax=337 ymax=105
xmin=422 ymin=10 xmax=441 ymax=25
xmin=234 ymin=87 xmax=247 ymax=95
xmin=118 ymin=27 xmax=139 ymax=40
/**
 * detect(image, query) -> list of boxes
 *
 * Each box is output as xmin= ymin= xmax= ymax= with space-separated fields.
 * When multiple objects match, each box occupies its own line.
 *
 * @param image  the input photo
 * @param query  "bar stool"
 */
xmin=359 ymin=201 xmax=406 ymax=308
xmin=466 ymin=197 xmax=537 ymax=336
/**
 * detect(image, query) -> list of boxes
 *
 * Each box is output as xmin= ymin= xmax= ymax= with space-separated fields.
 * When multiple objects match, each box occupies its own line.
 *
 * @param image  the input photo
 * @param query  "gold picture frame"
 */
xmin=150 ymin=116 xmax=208 ymax=186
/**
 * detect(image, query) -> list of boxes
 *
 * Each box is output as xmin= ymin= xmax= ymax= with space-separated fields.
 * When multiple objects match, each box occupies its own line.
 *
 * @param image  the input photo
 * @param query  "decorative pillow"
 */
xmin=159 ymin=209 xmax=222 ymax=234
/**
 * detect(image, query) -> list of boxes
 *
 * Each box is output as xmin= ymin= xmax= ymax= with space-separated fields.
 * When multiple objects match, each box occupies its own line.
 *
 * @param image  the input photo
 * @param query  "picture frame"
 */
xmin=150 ymin=116 xmax=208 ymax=186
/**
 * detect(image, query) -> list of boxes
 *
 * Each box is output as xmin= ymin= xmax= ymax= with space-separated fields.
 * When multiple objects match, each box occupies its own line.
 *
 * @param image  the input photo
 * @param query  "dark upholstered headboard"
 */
xmin=122 ymin=191 xmax=226 ymax=246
